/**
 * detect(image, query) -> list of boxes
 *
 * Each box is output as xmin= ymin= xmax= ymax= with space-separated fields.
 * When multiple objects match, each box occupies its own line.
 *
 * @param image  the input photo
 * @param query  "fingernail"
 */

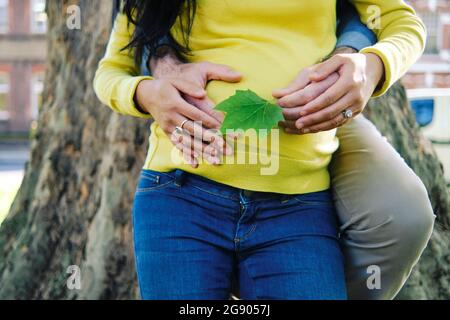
xmin=297 ymin=122 xmax=304 ymax=129
xmin=302 ymin=128 xmax=310 ymax=134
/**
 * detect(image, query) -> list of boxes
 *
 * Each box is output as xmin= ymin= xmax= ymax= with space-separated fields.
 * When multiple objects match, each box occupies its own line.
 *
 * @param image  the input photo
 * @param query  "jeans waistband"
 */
xmin=142 ymin=169 xmax=331 ymax=203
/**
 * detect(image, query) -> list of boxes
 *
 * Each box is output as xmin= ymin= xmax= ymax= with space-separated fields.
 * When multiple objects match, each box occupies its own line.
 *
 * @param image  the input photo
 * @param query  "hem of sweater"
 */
xmin=142 ymin=163 xmax=331 ymax=195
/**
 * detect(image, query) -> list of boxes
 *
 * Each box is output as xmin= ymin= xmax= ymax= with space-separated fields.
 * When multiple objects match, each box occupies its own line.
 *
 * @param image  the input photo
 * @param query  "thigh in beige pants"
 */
xmin=331 ymin=115 xmax=435 ymax=300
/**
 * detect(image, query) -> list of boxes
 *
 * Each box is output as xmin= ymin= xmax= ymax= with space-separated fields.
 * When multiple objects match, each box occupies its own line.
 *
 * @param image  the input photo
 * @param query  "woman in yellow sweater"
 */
xmin=94 ymin=0 xmax=434 ymax=300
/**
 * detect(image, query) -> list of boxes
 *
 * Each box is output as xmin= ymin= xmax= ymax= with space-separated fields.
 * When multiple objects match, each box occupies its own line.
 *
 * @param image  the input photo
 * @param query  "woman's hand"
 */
xmin=147 ymin=55 xmax=242 ymax=168
xmin=135 ymin=78 xmax=223 ymax=167
xmin=136 ymin=60 xmax=242 ymax=168
xmin=274 ymin=52 xmax=384 ymax=134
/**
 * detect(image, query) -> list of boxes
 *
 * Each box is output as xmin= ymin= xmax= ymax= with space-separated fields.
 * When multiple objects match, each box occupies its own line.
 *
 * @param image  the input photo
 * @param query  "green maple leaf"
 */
xmin=215 ymin=90 xmax=284 ymax=135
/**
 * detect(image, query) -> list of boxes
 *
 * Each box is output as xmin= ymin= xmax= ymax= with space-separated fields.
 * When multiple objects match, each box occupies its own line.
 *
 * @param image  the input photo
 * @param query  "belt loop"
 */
xmin=174 ymin=170 xmax=186 ymax=187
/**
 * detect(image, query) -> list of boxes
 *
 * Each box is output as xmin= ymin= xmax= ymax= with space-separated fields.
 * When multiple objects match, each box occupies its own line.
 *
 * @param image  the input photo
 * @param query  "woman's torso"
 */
xmin=145 ymin=0 xmax=340 ymax=194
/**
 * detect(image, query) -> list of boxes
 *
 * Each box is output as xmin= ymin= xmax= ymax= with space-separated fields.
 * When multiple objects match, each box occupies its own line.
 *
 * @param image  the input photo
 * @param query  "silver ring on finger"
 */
xmin=180 ymin=119 xmax=190 ymax=130
xmin=342 ymin=108 xmax=353 ymax=119
xmin=173 ymin=126 xmax=186 ymax=136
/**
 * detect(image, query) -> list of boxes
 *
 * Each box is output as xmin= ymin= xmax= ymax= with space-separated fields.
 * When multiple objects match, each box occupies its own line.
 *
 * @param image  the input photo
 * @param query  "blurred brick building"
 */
xmin=0 ymin=0 xmax=447 ymax=134
xmin=403 ymin=0 xmax=450 ymax=89
xmin=0 ymin=0 xmax=46 ymax=134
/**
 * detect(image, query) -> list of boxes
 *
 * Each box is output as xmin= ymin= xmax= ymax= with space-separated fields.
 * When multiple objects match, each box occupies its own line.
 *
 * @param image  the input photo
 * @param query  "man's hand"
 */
xmin=152 ymin=55 xmax=242 ymax=123
xmin=146 ymin=51 xmax=242 ymax=167
xmin=273 ymin=48 xmax=384 ymax=134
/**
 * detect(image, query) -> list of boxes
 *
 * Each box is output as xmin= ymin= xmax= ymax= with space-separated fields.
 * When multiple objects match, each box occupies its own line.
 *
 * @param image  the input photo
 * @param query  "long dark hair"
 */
xmin=122 ymin=0 xmax=197 ymax=64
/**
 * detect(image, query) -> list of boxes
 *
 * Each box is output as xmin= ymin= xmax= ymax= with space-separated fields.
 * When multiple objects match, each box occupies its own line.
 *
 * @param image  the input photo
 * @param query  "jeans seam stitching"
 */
xmin=191 ymin=185 xmax=236 ymax=201
xmin=140 ymin=175 xmax=159 ymax=183
xmin=239 ymin=224 xmax=257 ymax=242
xmin=131 ymin=206 xmax=145 ymax=299
xmin=292 ymin=197 xmax=333 ymax=206
xmin=136 ymin=181 xmax=174 ymax=193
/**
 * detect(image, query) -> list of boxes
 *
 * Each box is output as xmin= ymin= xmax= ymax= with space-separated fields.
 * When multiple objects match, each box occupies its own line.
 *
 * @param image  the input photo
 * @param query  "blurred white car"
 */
xmin=408 ymin=88 xmax=450 ymax=184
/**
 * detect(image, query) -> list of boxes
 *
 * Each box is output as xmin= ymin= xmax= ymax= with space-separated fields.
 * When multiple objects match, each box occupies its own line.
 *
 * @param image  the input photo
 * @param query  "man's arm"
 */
xmin=144 ymin=0 xmax=378 ymax=74
xmin=336 ymin=0 xmax=377 ymax=52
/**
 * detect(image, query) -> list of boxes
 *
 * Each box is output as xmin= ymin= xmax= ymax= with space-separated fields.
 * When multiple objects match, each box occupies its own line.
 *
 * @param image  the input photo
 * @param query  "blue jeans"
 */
xmin=132 ymin=169 xmax=347 ymax=300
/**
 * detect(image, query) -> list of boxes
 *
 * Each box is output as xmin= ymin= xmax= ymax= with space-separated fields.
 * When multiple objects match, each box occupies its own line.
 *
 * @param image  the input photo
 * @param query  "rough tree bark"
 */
xmin=0 ymin=0 xmax=448 ymax=300
xmin=0 ymin=0 xmax=146 ymax=299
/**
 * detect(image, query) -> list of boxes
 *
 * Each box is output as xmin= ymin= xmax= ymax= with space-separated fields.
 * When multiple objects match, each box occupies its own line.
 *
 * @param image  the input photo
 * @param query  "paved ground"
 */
xmin=0 ymin=141 xmax=30 ymax=223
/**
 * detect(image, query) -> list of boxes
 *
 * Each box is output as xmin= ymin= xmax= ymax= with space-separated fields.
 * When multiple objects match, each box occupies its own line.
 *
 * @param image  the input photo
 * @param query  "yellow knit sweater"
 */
xmin=94 ymin=0 xmax=426 ymax=194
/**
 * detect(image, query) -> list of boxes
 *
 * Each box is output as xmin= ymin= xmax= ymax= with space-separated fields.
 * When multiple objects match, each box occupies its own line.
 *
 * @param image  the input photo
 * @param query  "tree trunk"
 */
xmin=0 ymin=0 xmax=146 ymax=299
xmin=0 ymin=0 xmax=448 ymax=300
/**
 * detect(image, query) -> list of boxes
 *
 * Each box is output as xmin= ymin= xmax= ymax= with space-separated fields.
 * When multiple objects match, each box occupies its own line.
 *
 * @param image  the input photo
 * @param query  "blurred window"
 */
xmin=31 ymin=0 xmax=47 ymax=33
xmin=420 ymin=11 xmax=440 ymax=54
xmin=410 ymin=99 xmax=435 ymax=127
xmin=0 ymin=0 xmax=8 ymax=33
xmin=31 ymin=72 xmax=44 ymax=120
xmin=0 ymin=73 xmax=10 ymax=120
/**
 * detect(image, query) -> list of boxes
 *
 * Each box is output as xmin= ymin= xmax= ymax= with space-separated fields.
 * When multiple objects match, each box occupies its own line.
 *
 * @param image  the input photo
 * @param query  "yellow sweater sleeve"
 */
xmin=93 ymin=13 xmax=153 ymax=118
xmin=351 ymin=0 xmax=427 ymax=97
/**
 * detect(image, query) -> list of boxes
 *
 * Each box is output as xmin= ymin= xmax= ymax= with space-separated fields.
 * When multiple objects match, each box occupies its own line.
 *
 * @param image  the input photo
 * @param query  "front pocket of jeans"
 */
xmin=136 ymin=172 xmax=174 ymax=193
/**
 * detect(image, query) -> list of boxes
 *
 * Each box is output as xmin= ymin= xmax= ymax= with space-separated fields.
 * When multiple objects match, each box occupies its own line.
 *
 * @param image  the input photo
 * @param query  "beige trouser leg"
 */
xmin=330 ymin=115 xmax=435 ymax=300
